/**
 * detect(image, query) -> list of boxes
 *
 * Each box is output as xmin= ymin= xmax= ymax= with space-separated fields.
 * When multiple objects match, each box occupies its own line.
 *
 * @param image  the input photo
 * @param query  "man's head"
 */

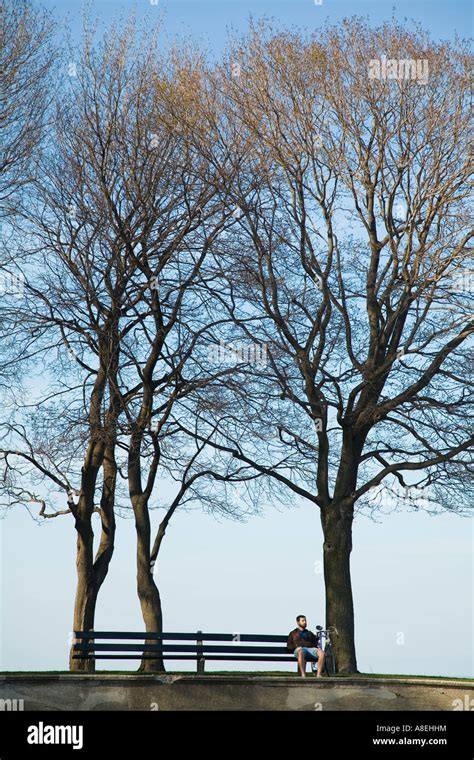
xmin=296 ymin=615 xmax=307 ymax=629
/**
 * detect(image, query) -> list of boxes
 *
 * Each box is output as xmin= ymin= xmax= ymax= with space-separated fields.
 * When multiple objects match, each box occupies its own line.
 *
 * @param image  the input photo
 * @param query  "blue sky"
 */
xmin=1 ymin=0 xmax=472 ymax=678
xmin=1 ymin=496 xmax=472 ymax=675
xmin=42 ymin=0 xmax=473 ymax=53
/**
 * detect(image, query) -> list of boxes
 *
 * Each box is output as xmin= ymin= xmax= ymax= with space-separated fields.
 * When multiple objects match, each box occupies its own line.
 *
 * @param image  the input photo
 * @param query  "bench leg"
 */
xmin=197 ymin=658 xmax=205 ymax=675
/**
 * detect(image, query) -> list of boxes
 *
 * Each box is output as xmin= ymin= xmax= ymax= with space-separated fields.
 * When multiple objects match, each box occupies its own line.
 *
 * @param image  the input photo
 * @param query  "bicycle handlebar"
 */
xmin=316 ymin=626 xmax=338 ymax=636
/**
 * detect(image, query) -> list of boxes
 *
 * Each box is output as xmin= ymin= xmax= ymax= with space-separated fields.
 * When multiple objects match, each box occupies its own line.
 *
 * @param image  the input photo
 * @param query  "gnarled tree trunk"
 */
xmin=69 ymin=399 xmax=118 ymax=672
xmin=134 ymin=494 xmax=165 ymax=672
xmin=320 ymin=500 xmax=358 ymax=674
xmin=68 ymin=446 xmax=102 ymax=673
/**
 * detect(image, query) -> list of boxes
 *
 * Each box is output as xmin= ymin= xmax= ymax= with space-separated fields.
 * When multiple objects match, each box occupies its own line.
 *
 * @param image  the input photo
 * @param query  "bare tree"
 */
xmin=181 ymin=19 xmax=473 ymax=673
xmin=0 ymin=17 xmax=159 ymax=671
xmin=0 ymin=15 xmax=259 ymax=673
xmin=108 ymin=50 xmax=263 ymax=670
xmin=0 ymin=0 xmax=56 ymax=392
xmin=3 ymin=12 xmax=471 ymax=679
xmin=0 ymin=0 xmax=55 ymax=216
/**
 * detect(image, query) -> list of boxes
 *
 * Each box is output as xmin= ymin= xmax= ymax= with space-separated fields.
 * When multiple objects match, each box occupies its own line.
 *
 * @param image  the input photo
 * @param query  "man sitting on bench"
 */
xmin=287 ymin=614 xmax=325 ymax=678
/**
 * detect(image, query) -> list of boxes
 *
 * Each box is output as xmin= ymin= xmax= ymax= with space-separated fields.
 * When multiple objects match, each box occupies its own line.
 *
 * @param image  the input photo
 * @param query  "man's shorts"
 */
xmin=293 ymin=646 xmax=318 ymax=661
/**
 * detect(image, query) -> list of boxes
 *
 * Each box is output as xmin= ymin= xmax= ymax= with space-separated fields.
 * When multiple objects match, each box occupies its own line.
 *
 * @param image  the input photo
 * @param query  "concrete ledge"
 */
xmin=1 ymin=675 xmax=473 ymax=711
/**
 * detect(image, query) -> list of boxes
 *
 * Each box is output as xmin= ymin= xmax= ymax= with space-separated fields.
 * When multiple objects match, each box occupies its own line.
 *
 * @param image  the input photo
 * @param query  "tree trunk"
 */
xmin=320 ymin=501 xmax=359 ymax=674
xmin=68 ymin=438 xmax=117 ymax=672
xmin=69 ymin=514 xmax=98 ymax=673
xmin=136 ymin=562 xmax=165 ymax=673
xmin=133 ymin=495 xmax=166 ymax=672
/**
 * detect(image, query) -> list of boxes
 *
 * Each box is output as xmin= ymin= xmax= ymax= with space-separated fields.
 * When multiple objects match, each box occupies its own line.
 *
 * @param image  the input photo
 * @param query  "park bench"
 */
xmin=72 ymin=630 xmax=306 ymax=673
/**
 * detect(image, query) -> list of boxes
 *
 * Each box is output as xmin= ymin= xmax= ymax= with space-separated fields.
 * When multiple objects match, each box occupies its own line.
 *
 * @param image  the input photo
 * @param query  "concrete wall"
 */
xmin=1 ymin=675 xmax=473 ymax=711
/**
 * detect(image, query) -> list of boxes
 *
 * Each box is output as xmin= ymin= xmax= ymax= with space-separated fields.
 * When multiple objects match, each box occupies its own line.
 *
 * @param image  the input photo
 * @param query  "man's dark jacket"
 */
xmin=287 ymin=627 xmax=319 ymax=653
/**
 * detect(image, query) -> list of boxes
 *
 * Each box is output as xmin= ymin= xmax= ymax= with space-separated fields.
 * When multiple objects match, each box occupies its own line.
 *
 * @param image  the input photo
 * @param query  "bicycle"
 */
xmin=310 ymin=625 xmax=338 ymax=677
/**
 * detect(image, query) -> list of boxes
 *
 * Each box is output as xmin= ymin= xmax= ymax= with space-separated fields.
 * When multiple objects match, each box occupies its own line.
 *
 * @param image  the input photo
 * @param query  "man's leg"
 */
xmin=316 ymin=647 xmax=325 ymax=677
xmin=295 ymin=647 xmax=307 ymax=677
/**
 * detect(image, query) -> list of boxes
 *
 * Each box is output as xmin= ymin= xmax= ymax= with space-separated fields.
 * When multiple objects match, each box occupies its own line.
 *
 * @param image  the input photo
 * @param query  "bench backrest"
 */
xmin=72 ymin=631 xmax=297 ymax=659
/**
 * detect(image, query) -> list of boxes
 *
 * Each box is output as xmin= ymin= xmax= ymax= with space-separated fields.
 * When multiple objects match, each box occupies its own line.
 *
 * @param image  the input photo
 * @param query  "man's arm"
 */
xmin=287 ymin=631 xmax=295 ymax=652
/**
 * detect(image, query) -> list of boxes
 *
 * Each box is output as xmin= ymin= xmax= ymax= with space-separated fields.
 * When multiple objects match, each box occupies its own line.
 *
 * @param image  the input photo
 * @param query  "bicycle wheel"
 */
xmin=324 ymin=643 xmax=336 ymax=676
